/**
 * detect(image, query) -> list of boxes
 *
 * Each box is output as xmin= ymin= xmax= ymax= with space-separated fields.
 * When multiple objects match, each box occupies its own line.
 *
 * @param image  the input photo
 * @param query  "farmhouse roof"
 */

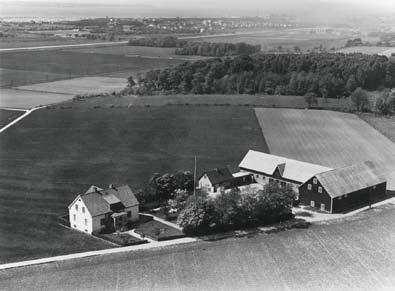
xmin=71 ymin=184 xmax=139 ymax=217
xmin=314 ymin=163 xmax=387 ymax=198
xmin=239 ymin=150 xmax=332 ymax=183
xmin=201 ymin=168 xmax=234 ymax=185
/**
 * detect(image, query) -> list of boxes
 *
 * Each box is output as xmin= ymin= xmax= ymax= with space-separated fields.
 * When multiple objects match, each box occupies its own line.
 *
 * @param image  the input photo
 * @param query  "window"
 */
xmin=307 ymin=184 xmax=312 ymax=190
xmin=84 ymin=218 xmax=88 ymax=226
xmin=318 ymin=186 xmax=322 ymax=193
xmin=100 ymin=218 xmax=105 ymax=226
xmin=127 ymin=211 xmax=131 ymax=218
xmin=338 ymin=196 xmax=342 ymax=200
xmin=255 ymin=174 xmax=259 ymax=178
xmin=320 ymin=203 xmax=325 ymax=211
xmin=344 ymin=194 xmax=348 ymax=198
xmin=73 ymin=214 xmax=76 ymax=221
xmin=313 ymin=178 xmax=317 ymax=184
xmin=310 ymin=200 xmax=315 ymax=207
xmin=75 ymin=204 xmax=78 ymax=211
xmin=85 ymin=229 xmax=88 ymax=232
xmin=280 ymin=182 xmax=286 ymax=188
xmin=82 ymin=207 xmax=85 ymax=213
xmin=73 ymin=225 xmax=76 ymax=228
xmin=269 ymin=178 xmax=274 ymax=183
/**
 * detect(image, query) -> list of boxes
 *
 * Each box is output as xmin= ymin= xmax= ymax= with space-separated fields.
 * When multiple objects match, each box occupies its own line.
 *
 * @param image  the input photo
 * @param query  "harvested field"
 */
xmin=0 ymin=89 xmax=73 ymax=109
xmin=254 ymin=108 xmax=395 ymax=189
xmin=17 ymin=77 xmax=127 ymax=95
xmin=0 ymin=109 xmax=24 ymax=128
xmin=2 ymin=204 xmax=395 ymax=290
xmin=0 ymin=106 xmax=267 ymax=263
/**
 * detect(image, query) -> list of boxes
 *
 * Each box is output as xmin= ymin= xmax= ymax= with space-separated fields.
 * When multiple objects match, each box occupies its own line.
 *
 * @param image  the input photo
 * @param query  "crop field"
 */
xmin=0 ymin=106 xmax=267 ymax=263
xmin=2 ymin=204 xmax=395 ymax=290
xmin=0 ymin=50 xmax=185 ymax=87
xmin=337 ymin=46 xmax=395 ymax=57
xmin=0 ymin=68 xmax=73 ymax=88
xmin=0 ymin=89 xmax=73 ymax=109
xmin=254 ymin=108 xmax=395 ymax=189
xmin=190 ymin=29 xmax=349 ymax=51
xmin=0 ymin=109 xmax=24 ymax=128
xmin=64 ymin=45 xmax=206 ymax=61
xmin=17 ymin=77 xmax=128 ymax=95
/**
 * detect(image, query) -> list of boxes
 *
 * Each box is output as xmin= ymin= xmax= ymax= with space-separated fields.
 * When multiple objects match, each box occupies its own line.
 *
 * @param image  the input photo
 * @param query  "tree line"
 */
xmin=127 ymin=36 xmax=261 ymax=56
xmin=126 ymin=53 xmax=395 ymax=98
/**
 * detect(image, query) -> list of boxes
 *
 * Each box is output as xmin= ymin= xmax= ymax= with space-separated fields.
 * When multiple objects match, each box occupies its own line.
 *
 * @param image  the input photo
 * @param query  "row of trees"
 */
xmin=127 ymin=53 xmax=395 ymax=98
xmin=174 ymin=42 xmax=261 ymax=57
xmin=128 ymin=36 xmax=261 ymax=57
xmin=177 ymin=184 xmax=295 ymax=235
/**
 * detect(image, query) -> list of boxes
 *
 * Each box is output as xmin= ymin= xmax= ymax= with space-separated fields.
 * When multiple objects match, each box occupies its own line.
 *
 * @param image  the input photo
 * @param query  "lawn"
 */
xmin=17 ymin=77 xmax=128 ymax=95
xmin=135 ymin=220 xmax=185 ymax=241
xmin=2 ymin=204 xmax=395 ymax=290
xmin=254 ymin=108 xmax=395 ymax=190
xmin=0 ymin=106 xmax=267 ymax=263
xmin=0 ymin=89 xmax=73 ymax=109
xmin=0 ymin=109 xmax=24 ymax=128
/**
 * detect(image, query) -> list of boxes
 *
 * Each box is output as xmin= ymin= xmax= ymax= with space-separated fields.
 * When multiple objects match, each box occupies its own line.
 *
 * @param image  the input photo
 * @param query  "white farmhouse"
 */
xmin=197 ymin=168 xmax=234 ymax=196
xmin=68 ymin=184 xmax=139 ymax=234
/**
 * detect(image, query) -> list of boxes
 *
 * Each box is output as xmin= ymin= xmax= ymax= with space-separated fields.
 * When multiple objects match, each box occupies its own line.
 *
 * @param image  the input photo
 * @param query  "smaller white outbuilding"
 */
xmin=68 ymin=184 xmax=139 ymax=234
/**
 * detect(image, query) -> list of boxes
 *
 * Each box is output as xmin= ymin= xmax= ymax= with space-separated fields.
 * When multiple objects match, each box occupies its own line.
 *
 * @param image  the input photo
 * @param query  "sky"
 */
xmin=1 ymin=0 xmax=394 ymax=20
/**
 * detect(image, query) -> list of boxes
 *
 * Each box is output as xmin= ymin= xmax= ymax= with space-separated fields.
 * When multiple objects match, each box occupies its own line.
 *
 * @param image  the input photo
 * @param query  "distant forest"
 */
xmin=127 ymin=53 xmax=395 ymax=97
xmin=127 ymin=36 xmax=261 ymax=57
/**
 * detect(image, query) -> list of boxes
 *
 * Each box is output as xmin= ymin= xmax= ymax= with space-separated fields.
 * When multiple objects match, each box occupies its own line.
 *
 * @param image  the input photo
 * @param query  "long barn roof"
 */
xmin=239 ymin=150 xmax=332 ymax=184
xmin=315 ymin=163 xmax=387 ymax=198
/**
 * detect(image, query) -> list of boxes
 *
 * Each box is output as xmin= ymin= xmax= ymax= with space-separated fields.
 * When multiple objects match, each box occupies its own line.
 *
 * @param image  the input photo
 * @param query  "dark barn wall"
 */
xmin=332 ymin=182 xmax=387 ymax=213
xmin=299 ymin=177 xmax=332 ymax=212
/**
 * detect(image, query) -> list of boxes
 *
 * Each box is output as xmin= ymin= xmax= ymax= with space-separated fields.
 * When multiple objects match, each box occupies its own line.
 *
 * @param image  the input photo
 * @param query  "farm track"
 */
xmin=0 ymin=41 xmax=128 ymax=52
xmin=0 ymin=106 xmax=45 ymax=133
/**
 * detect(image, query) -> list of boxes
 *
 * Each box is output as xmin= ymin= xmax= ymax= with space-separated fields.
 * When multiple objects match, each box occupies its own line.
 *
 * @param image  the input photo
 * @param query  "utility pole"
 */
xmin=193 ymin=155 xmax=197 ymax=202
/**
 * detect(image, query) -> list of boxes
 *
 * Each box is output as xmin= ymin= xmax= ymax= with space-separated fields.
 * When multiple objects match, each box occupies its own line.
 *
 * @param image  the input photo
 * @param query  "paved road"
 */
xmin=1 ymin=204 xmax=395 ymax=291
xmin=0 ymin=41 xmax=128 ymax=52
xmin=0 ymin=106 xmax=45 ymax=133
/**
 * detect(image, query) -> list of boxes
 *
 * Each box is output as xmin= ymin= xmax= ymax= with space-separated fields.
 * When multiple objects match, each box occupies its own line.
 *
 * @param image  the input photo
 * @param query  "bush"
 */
xmin=94 ymin=233 xmax=148 ymax=246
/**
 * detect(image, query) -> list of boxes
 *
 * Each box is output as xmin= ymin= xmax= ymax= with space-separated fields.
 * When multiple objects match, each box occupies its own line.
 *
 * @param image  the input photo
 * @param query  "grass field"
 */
xmin=254 ymin=108 xmax=395 ymax=189
xmin=0 ymin=68 xmax=74 ymax=88
xmin=17 ymin=77 xmax=128 ymax=95
xmin=2 ymin=203 xmax=395 ymax=290
xmin=0 ymin=109 xmax=24 ymax=128
xmin=0 ymin=89 xmax=73 ymax=109
xmin=358 ymin=113 xmax=395 ymax=143
xmin=0 ymin=106 xmax=267 ymax=263
xmin=58 ymin=94 xmax=350 ymax=110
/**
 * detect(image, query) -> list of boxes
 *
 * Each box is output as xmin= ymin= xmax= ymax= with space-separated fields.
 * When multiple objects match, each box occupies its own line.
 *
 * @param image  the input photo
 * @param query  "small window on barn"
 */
xmin=73 ymin=214 xmax=76 ymax=221
xmin=75 ymin=204 xmax=78 ymax=211
xmin=318 ymin=187 xmax=322 ymax=193
xmin=313 ymin=178 xmax=317 ymax=184
xmin=307 ymin=184 xmax=312 ymax=190
xmin=82 ymin=207 xmax=85 ymax=213
xmin=127 ymin=211 xmax=131 ymax=218
xmin=85 ymin=229 xmax=88 ymax=232
xmin=255 ymin=174 xmax=259 ymax=179
xmin=338 ymin=196 xmax=342 ymax=200
xmin=100 ymin=218 xmax=105 ymax=226
xmin=84 ymin=218 xmax=88 ymax=226
xmin=310 ymin=201 xmax=315 ymax=207
xmin=344 ymin=194 xmax=348 ymax=198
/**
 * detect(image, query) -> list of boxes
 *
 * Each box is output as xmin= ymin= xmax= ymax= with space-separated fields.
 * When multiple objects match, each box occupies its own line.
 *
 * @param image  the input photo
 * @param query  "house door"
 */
xmin=320 ymin=203 xmax=325 ymax=211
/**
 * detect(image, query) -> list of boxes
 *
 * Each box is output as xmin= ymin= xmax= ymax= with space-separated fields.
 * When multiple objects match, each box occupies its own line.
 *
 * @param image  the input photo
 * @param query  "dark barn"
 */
xmin=299 ymin=164 xmax=387 ymax=213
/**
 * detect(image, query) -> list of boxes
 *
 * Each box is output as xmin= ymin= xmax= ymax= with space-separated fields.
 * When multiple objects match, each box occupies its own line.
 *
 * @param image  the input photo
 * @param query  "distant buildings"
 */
xmin=68 ymin=184 xmax=139 ymax=234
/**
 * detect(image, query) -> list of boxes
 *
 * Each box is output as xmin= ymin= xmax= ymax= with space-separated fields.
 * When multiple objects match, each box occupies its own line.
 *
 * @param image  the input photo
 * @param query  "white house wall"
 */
xmin=198 ymin=175 xmax=213 ymax=192
xmin=125 ymin=205 xmax=139 ymax=222
xmin=69 ymin=198 xmax=93 ymax=234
